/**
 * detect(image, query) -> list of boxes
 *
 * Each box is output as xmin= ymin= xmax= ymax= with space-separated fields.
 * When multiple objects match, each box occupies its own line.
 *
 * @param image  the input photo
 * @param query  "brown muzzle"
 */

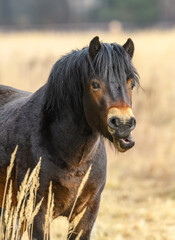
xmin=107 ymin=107 xmax=136 ymax=152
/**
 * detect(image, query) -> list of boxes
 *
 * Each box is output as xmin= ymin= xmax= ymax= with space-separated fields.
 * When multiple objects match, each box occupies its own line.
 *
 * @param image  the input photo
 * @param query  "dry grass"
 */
xmin=0 ymin=150 xmax=44 ymax=240
xmin=0 ymin=29 xmax=175 ymax=239
xmin=0 ymin=151 xmax=92 ymax=240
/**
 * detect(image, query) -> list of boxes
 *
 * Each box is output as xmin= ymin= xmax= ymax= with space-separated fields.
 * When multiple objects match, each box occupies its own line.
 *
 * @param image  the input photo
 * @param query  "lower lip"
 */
xmin=112 ymin=136 xmax=135 ymax=152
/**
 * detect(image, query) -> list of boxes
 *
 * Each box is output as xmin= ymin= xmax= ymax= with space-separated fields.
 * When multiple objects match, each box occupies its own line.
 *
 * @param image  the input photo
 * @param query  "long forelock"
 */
xmin=93 ymin=43 xmax=139 ymax=87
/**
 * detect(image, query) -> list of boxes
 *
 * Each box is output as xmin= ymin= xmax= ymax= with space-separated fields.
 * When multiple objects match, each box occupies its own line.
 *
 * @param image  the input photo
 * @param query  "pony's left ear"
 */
xmin=123 ymin=38 xmax=134 ymax=58
xmin=89 ymin=36 xmax=101 ymax=59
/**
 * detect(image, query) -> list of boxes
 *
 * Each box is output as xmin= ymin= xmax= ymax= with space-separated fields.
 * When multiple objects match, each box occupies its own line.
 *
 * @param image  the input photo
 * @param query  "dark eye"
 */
xmin=130 ymin=80 xmax=135 ymax=90
xmin=91 ymin=81 xmax=100 ymax=91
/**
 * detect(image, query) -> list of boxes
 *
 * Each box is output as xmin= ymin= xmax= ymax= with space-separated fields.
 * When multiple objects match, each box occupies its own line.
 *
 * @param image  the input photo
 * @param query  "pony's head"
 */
xmin=83 ymin=36 xmax=139 ymax=152
xmin=44 ymin=36 xmax=139 ymax=152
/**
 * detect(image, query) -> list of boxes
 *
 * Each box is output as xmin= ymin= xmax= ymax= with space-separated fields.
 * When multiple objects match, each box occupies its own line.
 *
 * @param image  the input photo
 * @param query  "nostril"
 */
xmin=108 ymin=117 xmax=120 ymax=129
xmin=111 ymin=118 xmax=117 ymax=126
xmin=130 ymin=117 xmax=136 ymax=129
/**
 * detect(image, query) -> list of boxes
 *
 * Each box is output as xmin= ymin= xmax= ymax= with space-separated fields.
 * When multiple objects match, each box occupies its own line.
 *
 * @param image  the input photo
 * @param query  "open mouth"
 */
xmin=113 ymin=134 xmax=135 ymax=152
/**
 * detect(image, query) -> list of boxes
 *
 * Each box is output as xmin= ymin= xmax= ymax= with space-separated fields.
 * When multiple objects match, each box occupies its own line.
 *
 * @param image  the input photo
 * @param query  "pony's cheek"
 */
xmin=83 ymin=91 xmax=102 ymax=121
xmin=90 ymin=90 xmax=103 ymax=106
xmin=83 ymin=91 xmax=108 ymax=135
xmin=90 ymin=84 xmax=111 ymax=109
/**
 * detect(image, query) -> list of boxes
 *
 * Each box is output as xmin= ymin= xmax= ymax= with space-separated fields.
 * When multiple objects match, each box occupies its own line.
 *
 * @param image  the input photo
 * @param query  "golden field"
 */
xmin=0 ymin=29 xmax=175 ymax=240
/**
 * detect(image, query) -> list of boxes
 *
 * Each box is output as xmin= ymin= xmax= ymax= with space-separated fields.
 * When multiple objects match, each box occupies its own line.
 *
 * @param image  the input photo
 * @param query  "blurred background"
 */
xmin=0 ymin=0 xmax=175 ymax=30
xmin=0 ymin=0 xmax=175 ymax=239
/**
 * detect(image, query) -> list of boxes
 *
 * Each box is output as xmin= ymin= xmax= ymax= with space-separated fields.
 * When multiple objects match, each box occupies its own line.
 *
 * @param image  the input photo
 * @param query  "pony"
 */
xmin=0 ymin=36 xmax=139 ymax=239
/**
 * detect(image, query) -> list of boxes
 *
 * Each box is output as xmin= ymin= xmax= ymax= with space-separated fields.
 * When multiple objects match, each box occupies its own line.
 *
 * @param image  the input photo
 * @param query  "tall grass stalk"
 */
xmin=66 ymin=164 xmax=92 ymax=240
xmin=44 ymin=181 xmax=54 ymax=240
xmin=0 ymin=146 xmax=18 ymax=239
xmin=68 ymin=164 xmax=92 ymax=222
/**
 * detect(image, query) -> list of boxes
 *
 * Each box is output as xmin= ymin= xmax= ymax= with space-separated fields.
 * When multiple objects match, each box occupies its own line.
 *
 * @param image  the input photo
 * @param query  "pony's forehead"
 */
xmin=91 ymin=43 xmax=134 ymax=81
xmin=94 ymin=43 xmax=131 ymax=68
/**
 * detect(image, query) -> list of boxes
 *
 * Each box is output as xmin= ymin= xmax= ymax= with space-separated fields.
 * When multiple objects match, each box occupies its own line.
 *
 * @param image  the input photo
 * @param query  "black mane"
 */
xmin=44 ymin=42 xmax=139 ymax=116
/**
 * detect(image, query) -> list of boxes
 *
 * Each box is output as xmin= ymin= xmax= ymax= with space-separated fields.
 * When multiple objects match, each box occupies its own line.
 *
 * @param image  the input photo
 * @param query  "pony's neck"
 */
xmin=41 ymin=97 xmax=100 ymax=167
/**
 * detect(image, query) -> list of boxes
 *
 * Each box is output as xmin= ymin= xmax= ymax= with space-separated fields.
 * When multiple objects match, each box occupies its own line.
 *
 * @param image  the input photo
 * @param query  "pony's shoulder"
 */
xmin=0 ymin=84 xmax=31 ymax=107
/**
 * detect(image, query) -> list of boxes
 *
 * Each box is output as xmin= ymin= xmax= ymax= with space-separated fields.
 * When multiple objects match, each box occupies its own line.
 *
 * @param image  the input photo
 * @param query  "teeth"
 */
xmin=121 ymin=138 xmax=131 ymax=144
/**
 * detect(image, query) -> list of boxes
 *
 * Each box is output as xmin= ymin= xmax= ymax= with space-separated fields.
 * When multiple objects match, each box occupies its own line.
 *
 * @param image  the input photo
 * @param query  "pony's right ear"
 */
xmin=89 ymin=36 xmax=101 ymax=59
xmin=123 ymin=38 xmax=134 ymax=58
